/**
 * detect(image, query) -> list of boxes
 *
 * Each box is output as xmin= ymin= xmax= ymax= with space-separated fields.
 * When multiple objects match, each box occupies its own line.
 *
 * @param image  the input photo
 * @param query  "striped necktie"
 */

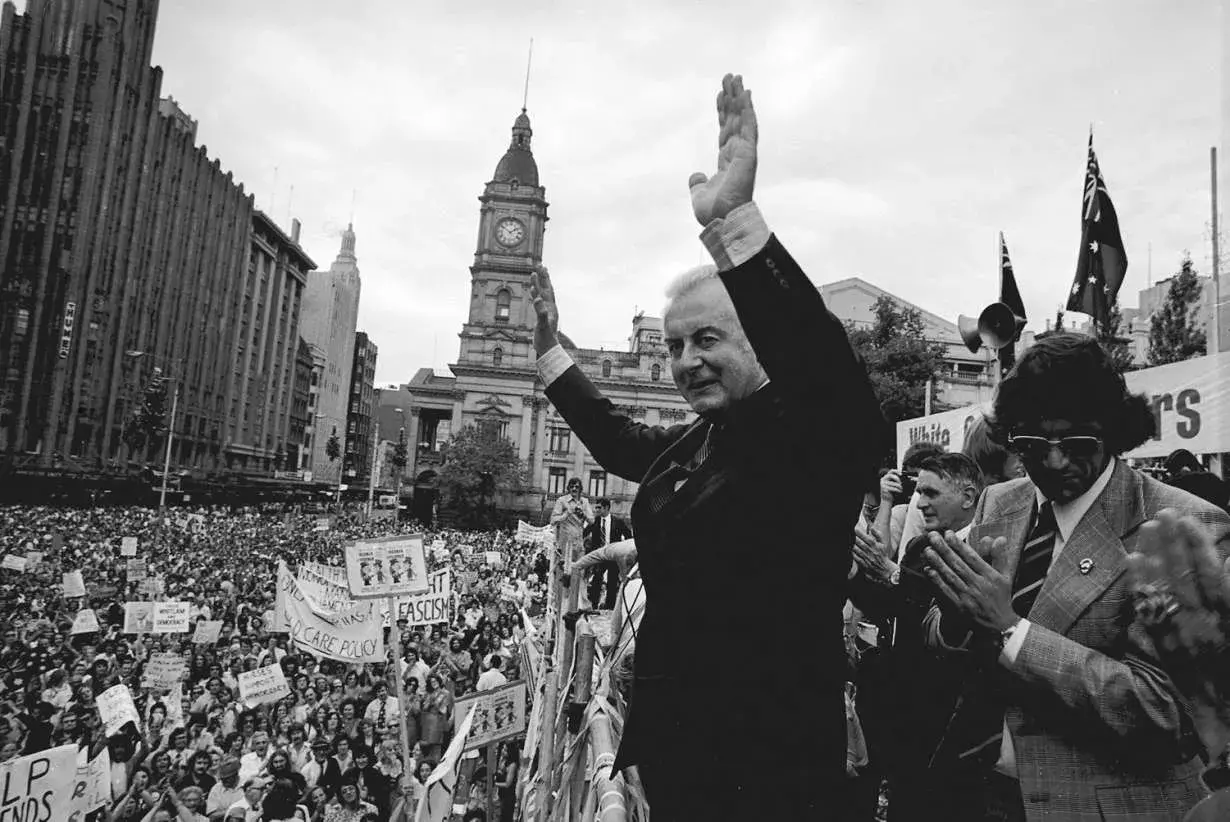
xmin=954 ymin=502 xmax=1058 ymax=768
xmin=1012 ymin=502 xmax=1057 ymax=618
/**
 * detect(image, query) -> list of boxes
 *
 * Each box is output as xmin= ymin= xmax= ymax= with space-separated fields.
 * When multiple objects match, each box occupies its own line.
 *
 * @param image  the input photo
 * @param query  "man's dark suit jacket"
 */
xmin=584 ymin=514 xmax=632 ymax=549
xmin=544 ymin=234 xmax=886 ymax=817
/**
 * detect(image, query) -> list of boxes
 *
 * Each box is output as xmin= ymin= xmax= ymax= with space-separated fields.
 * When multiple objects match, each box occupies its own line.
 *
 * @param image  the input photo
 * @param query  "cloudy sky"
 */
xmin=125 ymin=0 xmax=1224 ymax=382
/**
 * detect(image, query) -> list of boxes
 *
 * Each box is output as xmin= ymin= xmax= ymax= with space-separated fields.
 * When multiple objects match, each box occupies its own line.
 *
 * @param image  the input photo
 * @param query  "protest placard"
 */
xmin=1 ymin=554 xmax=27 ymax=572
xmin=138 ymin=577 xmax=163 ymax=597
xmin=345 ymin=534 xmax=428 ymax=599
xmin=389 ymin=570 xmax=452 ymax=627
xmin=275 ymin=562 xmax=384 ymax=663
xmin=62 ymin=570 xmax=86 ymax=598
xmin=314 ymin=517 xmax=330 ymax=532
xmin=452 ymin=681 xmax=528 ymax=751
xmin=97 ymin=684 xmax=141 ymax=735
xmin=484 ymin=551 xmax=504 ymax=569
xmin=120 ymin=536 xmax=138 ymax=556
xmin=142 ymin=652 xmax=186 ymax=688
xmin=297 ymin=565 xmax=352 ymax=614
xmin=193 ymin=620 xmax=222 ymax=644
xmin=71 ymin=609 xmax=100 ymax=635
xmin=238 ymin=664 xmax=290 ymax=708
xmin=125 ymin=558 xmax=148 ymax=581
xmin=123 ymin=602 xmax=154 ymax=634
xmin=164 ymin=682 xmax=185 ymax=730
xmin=25 ymin=551 xmax=43 ymax=567
xmin=152 ymin=601 xmax=190 ymax=633
xmin=1 ymin=745 xmax=78 ymax=820
xmin=72 ymin=746 xmax=112 ymax=815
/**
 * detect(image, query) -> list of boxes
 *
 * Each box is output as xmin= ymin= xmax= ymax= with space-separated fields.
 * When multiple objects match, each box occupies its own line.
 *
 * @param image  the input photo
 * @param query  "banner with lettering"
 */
xmin=97 ymin=684 xmax=141 ymax=736
xmin=1 ymin=745 xmax=78 ymax=821
xmin=274 ymin=562 xmax=384 ymax=663
xmin=72 ymin=746 xmax=112 ymax=815
xmin=894 ymin=351 xmax=1230 ymax=463
xmin=387 ymin=570 xmax=452 ymax=628
xmin=238 ymin=665 xmax=291 ymax=708
xmin=152 ymin=602 xmax=190 ymax=633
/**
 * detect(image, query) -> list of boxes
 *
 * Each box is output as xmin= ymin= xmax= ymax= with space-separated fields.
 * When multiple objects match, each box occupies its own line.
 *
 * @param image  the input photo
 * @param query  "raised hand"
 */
xmin=689 ymin=73 xmax=758 ymax=226
xmin=528 ymin=266 xmax=560 ymax=356
xmin=923 ymin=533 xmax=1016 ymax=633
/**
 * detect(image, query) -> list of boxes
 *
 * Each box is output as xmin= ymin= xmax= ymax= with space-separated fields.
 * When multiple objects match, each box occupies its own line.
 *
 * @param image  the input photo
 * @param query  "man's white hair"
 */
xmin=662 ymin=263 xmax=720 ymax=317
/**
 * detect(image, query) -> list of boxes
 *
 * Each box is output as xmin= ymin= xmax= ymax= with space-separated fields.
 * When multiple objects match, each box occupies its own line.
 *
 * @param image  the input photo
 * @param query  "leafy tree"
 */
xmin=325 ymin=429 xmax=341 ymax=463
xmin=845 ymin=295 xmax=947 ymax=425
xmin=1098 ymin=299 xmax=1137 ymax=374
xmin=392 ymin=427 xmax=408 ymax=474
xmin=437 ymin=424 xmax=527 ymax=528
xmin=1148 ymin=253 xmax=1207 ymax=366
xmin=1053 ymin=308 xmax=1066 ymax=333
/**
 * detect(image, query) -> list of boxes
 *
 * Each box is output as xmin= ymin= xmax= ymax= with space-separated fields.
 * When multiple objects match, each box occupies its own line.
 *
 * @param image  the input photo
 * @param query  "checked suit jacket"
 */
xmin=928 ymin=461 xmax=1230 ymax=821
xmin=543 ymin=231 xmax=886 ymax=813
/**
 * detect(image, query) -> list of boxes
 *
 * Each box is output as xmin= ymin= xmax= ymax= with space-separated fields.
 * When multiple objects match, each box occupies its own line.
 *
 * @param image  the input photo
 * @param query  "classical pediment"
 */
xmin=476 ymin=394 xmax=512 ymax=412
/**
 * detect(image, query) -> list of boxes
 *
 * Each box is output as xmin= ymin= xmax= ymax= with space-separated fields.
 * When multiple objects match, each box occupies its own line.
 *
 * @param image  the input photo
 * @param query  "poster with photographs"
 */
xmin=344 ymin=535 xmax=428 ymax=599
xmin=452 ymin=680 xmax=528 ymax=752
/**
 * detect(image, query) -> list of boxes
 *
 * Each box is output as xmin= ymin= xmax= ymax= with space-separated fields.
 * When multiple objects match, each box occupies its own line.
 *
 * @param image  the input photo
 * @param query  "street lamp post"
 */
xmin=126 ymin=350 xmax=181 ymax=516
xmin=366 ymin=416 xmax=381 ymax=518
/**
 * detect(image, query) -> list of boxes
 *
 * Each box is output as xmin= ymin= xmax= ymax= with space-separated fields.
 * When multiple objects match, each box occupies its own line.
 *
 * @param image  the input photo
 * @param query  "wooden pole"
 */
xmin=486 ymin=743 xmax=498 ymax=822
xmin=535 ymin=526 xmax=565 ymax=822
xmin=385 ymin=595 xmax=415 ymax=801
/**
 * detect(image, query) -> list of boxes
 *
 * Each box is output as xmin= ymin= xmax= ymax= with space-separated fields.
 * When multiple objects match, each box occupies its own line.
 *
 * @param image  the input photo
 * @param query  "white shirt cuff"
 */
xmin=536 ymin=344 xmax=575 ymax=387
xmin=999 ymin=619 xmax=1031 ymax=665
xmin=699 ymin=202 xmax=770 ymax=271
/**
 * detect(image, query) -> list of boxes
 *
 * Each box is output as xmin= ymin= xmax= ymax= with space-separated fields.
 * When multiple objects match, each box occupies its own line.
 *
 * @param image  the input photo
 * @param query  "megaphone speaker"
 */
xmin=958 ymin=315 xmax=983 ymax=354
xmin=977 ymin=302 xmax=1020 ymax=351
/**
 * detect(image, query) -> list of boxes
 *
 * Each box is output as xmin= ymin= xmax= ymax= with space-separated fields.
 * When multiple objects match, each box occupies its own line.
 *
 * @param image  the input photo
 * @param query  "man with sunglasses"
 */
xmin=921 ymin=332 xmax=1230 ymax=820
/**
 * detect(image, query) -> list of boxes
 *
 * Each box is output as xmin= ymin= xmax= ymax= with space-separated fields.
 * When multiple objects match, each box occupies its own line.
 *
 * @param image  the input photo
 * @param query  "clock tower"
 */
xmin=457 ymin=108 xmax=549 ymax=369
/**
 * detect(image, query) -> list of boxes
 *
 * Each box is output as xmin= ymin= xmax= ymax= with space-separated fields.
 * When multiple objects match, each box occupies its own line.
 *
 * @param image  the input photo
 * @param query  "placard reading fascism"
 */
xmin=344 ymin=535 xmax=429 ymax=599
xmin=274 ymin=562 xmax=384 ymax=663
xmin=452 ymin=680 xmax=528 ymax=751
xmin=388 ymin=570 xmax=452 ymax=627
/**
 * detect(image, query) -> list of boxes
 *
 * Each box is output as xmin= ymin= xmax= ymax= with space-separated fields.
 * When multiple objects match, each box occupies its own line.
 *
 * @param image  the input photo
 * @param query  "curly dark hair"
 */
xmin=988 ymin=333 xmax=1155 ymax=455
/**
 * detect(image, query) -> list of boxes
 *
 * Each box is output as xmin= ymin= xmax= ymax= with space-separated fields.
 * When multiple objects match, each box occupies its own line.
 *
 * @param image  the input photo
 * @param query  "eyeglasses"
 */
xmin=1007 ymin=434 xmax=1102 ymax=461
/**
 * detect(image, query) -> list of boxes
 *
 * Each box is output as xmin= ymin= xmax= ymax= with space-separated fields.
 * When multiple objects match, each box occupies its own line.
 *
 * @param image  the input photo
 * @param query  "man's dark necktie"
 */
xmin=955 ymin=501 xmax=1058 ymax=767
xmin=594 ymin=517 xmax=606 ymax=548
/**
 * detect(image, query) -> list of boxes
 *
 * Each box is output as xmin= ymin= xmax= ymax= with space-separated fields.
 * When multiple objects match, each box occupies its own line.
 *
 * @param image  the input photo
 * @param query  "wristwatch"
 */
xmin=994 ymin=618 xmax=1022 ymax=654
xmin=887 ymin=566 xmax=901 ymax=587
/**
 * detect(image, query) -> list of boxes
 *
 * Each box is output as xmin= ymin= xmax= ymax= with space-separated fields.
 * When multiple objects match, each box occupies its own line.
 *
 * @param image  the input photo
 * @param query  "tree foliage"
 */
xmin=325 ymin=429 xmax=341 ymax=463
xmin=437 ymin=424 xmax=527 ymax=528
xmin=845 ymin=295 xmax=947 ymax=424
xmin=122 ymin=372 xmax=168 ymax=462
xmin=1148 ymin=253 xmax=1207 ymax=366
xmin=1098 ymin=300 xmax=1137 ymax=374
xmin=392 ymin=428 xmax=408 ymax=471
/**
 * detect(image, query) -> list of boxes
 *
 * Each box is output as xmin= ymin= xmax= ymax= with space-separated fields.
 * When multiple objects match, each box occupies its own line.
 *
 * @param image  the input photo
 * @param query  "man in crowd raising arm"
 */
xmin=529 ymin=73 xmax=887 ymax=819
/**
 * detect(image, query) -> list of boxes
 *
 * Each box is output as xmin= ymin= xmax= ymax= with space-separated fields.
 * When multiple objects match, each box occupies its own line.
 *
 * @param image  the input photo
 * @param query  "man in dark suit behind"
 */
xmin=529 ymin=74 xmax=886 ymax=819
xmin=583 ymin=498 xmax=632 ymax=609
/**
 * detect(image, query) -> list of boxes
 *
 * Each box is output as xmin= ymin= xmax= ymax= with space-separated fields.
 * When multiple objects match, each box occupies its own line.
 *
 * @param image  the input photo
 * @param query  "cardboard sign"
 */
xmin=389 ymin=570 xmax=452 ymax=628
xmin=72 ymin=746 xmax=112 ymax=815
xmin=123 ymin=602 xmax=154 ymax=634
xmin=62 ymin=570 xmax=86 ymax=598
xmin=138 ymin=577 xmax=163 ymax=597
xmin=417 ymin=707 xmax=477 ymax=822
xmin=142 ymin=653 xmax=186 ymax=688
xmin=25 ymin=551 xmax=43 ymax=567
xmin=2 ymin=746 xmax=79 ymax=821
xmin=97 ymin=685 xmax=141 ymax=736
xmin=71 ymin=609 xmax=100 ymax=635
xmin=192 ymin=620 xmax=222 ymax=645
xmin=152 ymin=601 xmax=190 ymax=633
xmin=1 ymin=554 xmax=27 ymax=572
xmin=126 ymin=559 xmax=148 ymax=581
xmin=238 ymin=665 xmax=290 ymax=708
xmin=120 ymin=536 xmax=138 ymax=557
xmin=314 ymin=517 xmax=331 ymax=532
xmin=345 ymin=535 xmax=428 ymax=599
xmin=484 ymin=551 xmax=504 ymax=569
xmin=452 ymin=681 xmax=528 ymax=751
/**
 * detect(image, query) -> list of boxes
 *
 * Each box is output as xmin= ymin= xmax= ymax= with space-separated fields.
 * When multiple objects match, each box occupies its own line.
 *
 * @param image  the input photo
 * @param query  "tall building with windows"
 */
xmin=398 ymin=109 xmax=693 ymax=521
xmin=344 ymin=332 xmax=378 ymax=486
xmin=0 ymin=0 xmax=276 ymax=474
xmin=299 ymin=226 xmax=361 ymax=486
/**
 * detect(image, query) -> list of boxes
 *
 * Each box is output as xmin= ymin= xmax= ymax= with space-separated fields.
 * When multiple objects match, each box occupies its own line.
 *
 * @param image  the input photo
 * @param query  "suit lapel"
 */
xmin=1027 ymin=462 xmax=1143 ymax=635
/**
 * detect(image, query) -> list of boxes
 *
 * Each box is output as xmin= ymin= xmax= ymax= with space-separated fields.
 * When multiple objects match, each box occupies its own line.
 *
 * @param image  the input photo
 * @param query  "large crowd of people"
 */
xmin=0 ymin=504 xmax=546 ymax=821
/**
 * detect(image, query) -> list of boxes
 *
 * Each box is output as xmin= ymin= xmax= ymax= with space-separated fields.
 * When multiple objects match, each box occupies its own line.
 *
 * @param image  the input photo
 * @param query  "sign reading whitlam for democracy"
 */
xmin=274 ymin=561 xmax=384 ymax=663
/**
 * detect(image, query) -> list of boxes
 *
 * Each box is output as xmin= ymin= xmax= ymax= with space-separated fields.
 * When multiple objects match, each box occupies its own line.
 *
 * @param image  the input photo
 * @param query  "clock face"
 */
xmin=495 ymin=218 xmax=525 ymax=248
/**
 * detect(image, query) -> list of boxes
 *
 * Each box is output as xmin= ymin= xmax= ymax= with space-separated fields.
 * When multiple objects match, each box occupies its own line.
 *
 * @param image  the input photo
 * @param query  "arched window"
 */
xmin=651 ymin=363 xmax=661 ymax=382
xmin=493 ymin=347 xmax=504 ymax=367
xmin=495 ymin=289 xmax=511 ymax=322
xmin=601 ymin=360 xmax=612 ymax=378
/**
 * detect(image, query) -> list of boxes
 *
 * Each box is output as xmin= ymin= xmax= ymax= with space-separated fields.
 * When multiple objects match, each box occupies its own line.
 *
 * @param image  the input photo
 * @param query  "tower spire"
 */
xmin=522 ymin=38 xmax=533 ymax=112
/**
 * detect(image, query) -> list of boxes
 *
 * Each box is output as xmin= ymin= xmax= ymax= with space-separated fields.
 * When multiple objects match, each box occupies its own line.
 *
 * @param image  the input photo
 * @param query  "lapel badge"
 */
xmin=1078 ymin=558 xmax=1094 ymax=575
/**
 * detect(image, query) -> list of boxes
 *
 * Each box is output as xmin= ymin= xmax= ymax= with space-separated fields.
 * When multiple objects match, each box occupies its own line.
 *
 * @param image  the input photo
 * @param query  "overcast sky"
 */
xmin=98 ymin=2 xmax=1229 ymax=381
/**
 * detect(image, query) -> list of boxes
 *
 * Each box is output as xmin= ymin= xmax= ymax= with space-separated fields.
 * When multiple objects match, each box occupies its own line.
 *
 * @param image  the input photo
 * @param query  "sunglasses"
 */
xmin=1007 ymin=434 xmax=1102 ymax=461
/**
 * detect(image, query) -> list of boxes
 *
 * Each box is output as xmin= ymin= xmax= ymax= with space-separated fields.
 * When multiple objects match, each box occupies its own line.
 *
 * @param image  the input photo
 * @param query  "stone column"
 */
xmin=518 ymin=397 xmax=533 ymax=462
xmin=451 ymin=394 xmax=465 ymax=433
xmin=531 ymin=399 xmax=547 ymax=491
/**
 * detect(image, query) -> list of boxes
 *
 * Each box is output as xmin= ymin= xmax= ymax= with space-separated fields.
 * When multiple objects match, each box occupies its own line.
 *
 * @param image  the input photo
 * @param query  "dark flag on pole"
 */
xmin=999 ymin=232 xmax=1026 ymax=374
xmin=1066 ymin=132 xmax=1128 ymax=330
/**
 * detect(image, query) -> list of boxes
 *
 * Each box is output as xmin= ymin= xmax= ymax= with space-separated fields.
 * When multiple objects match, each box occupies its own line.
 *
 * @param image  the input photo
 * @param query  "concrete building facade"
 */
xmin=396 ymin=110 xmax=694 ymax=522
xmin=344 ymin=332 xmax=378 ymax=486
xmin=299 ymin=226 xmax=361 ymax=486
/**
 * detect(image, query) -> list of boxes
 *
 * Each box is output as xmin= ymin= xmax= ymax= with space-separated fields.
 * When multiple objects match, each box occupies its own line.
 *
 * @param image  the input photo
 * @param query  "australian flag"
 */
xmin=1066 ymin=132 xmax=1128 ymax=328
xmin=999 ymin=232 xmax=1026 ymax=375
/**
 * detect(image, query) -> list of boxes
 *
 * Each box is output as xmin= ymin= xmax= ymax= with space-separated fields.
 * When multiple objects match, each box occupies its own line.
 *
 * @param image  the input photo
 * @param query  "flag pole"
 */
xmin=1212 ymin=146 xmax=1222 ymax=356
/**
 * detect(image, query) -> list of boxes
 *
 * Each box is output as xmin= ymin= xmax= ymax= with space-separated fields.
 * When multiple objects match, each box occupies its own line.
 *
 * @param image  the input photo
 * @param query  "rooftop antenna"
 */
xmin=350 ymin=189 xmax=357 ymax=225
xmin=522 ymin=37 xmax=534 ymax=111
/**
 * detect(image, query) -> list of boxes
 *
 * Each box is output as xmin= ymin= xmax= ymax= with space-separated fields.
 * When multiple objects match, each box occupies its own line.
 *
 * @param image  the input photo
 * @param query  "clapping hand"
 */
xmin=1125 ymin=509 xmax=1230 ymax=756
xmin=688 ymin=74 xmax=758 ymax=227
xmin=529 ymin=266 xmax=560 ymax=356
xmin=851 ymin=527 xmax=896 ymax=584
xmin=923 ymin=533 xmax=1017 ymax=634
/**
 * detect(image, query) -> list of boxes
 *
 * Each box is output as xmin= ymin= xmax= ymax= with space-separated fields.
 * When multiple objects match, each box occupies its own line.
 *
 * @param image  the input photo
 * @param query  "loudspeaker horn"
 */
xmin=958 ymin=302 xmax=1025 ymax=353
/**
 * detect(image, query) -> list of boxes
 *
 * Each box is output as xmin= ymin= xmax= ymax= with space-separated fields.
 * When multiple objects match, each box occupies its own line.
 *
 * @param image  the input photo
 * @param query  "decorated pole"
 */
xmin=386 ymin=595 xmax=416 ymax=802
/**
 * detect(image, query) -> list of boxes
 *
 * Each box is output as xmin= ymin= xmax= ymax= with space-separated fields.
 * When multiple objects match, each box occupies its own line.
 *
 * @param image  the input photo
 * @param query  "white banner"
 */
xmin=152 ymin=602 xmax=190 ymax=634
xmin=1 ymin=554 xmax=27 ymax=572
xmin=142 ymin=653 xmax=186 ymax=688
xmin=895 ymin=351 xmax=1230 ymax=463
xmin=2 ymin=746 xmax=78 ymax=820
xmin=452 ymin=681 xmax=528 ymax=751
xmin=97 ymin=685 xmax=141 ymax=736
xmin=72 ymin=746 xmax=112 ymax=815
xmin=192 ymin=620 xmax=222 ymax=645
xmin=120 ymin=536 xmax=138 ymax=557
xmin=126 ymin=559 xmax=148 ymax=581
xmin=238 ymin=665 xmax=290 ymax=708
xmin=275 ymin=562 xmax=384 ymax=663
xmin=415 ymin=707 xmax=476 ymax=822
xmin=345 ymin=535 xmax=429 ymax=599
xmin=71 ymin=609 xmax=100 ymax=635
xmin=388 ymin=570 xmax=452 ymax=627
xmin=123 ymin=602 xmax=153 ymax=634
xmin=62 ymin=570 xmax=85 ymax=598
